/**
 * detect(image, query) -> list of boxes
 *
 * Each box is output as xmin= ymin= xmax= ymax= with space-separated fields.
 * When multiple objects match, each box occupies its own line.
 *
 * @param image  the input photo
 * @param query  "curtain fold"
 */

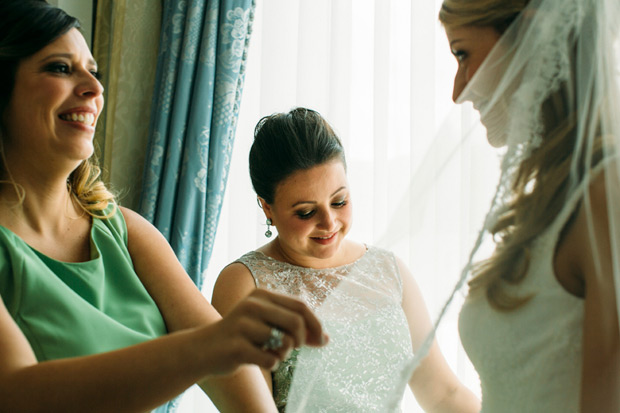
xmin=93 ymin=0 xmax=162 ymax=210
xmin=139 ymin=0 xmax=256 ymax=288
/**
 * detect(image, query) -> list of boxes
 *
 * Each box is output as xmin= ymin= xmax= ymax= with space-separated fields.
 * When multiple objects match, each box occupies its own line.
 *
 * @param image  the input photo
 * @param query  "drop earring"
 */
xmin=265 ymin=218 xmax=273 ymax=238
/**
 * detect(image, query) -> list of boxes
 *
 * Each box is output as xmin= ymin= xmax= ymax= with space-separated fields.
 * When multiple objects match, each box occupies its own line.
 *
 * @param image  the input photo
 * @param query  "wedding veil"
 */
xmin=286 ymin=0 xmax=620 ymax=410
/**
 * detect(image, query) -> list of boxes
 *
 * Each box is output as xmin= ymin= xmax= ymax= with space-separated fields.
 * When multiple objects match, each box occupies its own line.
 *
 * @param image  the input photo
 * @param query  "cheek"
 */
xmin=96 ymin=95 xmax=104 ymax=111
xmin=340 ymin=205 xmax=353 ymax=226
xmin=467 ymin=59 xmax=484 ymax=82
xmin=281 ymin=217 xmax=313 ymax=237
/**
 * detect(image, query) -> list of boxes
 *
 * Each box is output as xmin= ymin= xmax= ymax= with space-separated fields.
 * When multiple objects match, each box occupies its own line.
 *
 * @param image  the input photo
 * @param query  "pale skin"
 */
xmin=446 ymin=23 xmax=620 ymax=412
xmin=0 ymin=28 xmax=326 ymax=412
xmin=212 ymin=160 xmax=481 ymax=412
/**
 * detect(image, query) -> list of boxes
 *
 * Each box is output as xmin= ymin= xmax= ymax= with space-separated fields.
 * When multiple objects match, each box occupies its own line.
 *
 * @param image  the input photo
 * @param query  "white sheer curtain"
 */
xmin=181 ymin=0 xmax=494 ymax=411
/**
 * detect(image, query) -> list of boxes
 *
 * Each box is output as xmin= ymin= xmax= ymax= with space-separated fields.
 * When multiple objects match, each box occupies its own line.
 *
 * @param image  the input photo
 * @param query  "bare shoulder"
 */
xmin=216 ymin=261 xmax=256 ymax=287
xmin=212 ymin=261 xmax=257 ymax=316
xmin=389 ymin=253 xmax=415 ymax=284
xmin=119 ymin=206 xmax=157 ymax=236
xmin=118 ymin=206 xmax=172 ymax=255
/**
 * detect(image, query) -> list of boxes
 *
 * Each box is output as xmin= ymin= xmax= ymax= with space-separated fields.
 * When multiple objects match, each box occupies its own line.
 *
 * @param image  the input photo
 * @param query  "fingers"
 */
xmin=245 ymin=289 xmax=329 ymax=348
xmin=214 ymin=289 xmax=328 ymax=374
xmin=247 ymin=327 xmax=293 ymax=370
xmin=254 ymin=289 xmax=328 ymax=347
xmin=245 ymin=322 xmax=295 ymax=361
xmin=231 ymin=337 xmax=281 ymax=371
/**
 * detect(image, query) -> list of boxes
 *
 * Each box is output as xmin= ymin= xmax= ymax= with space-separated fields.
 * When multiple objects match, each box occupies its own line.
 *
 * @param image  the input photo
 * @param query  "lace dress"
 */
xmin=458 ymin=186 xmax=585 ymax=412
xmin=236 ymin=246 xmax=414 ymax=412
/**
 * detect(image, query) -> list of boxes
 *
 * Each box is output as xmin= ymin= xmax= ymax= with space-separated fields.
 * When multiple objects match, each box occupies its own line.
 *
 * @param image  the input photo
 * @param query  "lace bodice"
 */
xmin=459 ymin=186 xmax=585 ymax=412
xmin=236 ymin=246 xmax=414 ymax=412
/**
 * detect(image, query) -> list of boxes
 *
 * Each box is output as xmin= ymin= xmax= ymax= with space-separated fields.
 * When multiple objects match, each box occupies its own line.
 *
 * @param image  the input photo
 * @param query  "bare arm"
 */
xmin=0 ymin=207 xmax=325 ymax=412
xmin=0 ymin=290 xmax=282 ymax=412
xmin=567 ymin=177 xmax=620 ymax=412
xmin=121 ymin=207 xmax=278 ymax=412
xmin=397 ymin=257 xmax=481 ymax=413
xmin=212 ymin=261 xmax=275 ymax=391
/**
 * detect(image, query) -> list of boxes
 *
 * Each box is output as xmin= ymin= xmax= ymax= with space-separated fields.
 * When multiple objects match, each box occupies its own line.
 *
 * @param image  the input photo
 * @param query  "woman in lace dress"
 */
xmin=212 ymin=107 xmax=480 ymax=412
xmin=438 ymin=0 xmax=620 ymax=411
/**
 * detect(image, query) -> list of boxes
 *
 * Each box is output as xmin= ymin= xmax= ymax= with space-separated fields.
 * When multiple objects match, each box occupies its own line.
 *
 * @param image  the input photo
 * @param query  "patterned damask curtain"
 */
xmin=93 ymin=0 xmax=162 ymax=211
xmin=140 ymin=0 xmax=256 ymax=288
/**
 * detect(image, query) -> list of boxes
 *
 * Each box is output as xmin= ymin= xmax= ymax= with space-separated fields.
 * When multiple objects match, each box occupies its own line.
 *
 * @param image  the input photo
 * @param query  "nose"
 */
xmin=317 ymin=208 xmax=336 ymax=230
xmin=452 ymin=65 xmax=468 ymax=102
xmin=76 ymin=71 xmax=104 ymax=98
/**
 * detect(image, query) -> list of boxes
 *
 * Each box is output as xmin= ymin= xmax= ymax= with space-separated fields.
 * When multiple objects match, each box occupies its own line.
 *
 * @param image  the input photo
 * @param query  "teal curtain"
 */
xmin=139 ymin=0 xmax=255 ymax=293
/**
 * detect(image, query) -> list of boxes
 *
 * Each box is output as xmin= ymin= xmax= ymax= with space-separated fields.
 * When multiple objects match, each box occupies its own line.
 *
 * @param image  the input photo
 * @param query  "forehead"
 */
xmin=274 ymin=161 xmax=348 ymax=203
xmin=25 ymin=28 xmax=95 ymax=65
xmin=445 ymin=25 xmax=501 ymax=46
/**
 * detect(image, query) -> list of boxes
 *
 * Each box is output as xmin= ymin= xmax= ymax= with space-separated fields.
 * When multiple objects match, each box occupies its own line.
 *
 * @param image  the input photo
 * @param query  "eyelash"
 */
xmin=45 ymin=62 xmax=102 ymax=80
xmin=295 ymin=200 xmax=348 ymax=220
xmin=452 ymin=50 xmax=467 ymax=63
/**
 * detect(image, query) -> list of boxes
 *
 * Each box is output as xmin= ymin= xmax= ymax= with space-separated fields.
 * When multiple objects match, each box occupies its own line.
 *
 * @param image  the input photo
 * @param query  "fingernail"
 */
xmin=321 ymin=333 xmax=329 ymax=345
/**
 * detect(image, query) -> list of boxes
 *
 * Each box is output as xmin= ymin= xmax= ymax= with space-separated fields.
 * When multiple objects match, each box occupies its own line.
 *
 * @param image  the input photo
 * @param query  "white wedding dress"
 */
xmin=459 ymin=182 xmax=587 ymax=412
xmin=236 ymin=246 xmax=414 ymax=412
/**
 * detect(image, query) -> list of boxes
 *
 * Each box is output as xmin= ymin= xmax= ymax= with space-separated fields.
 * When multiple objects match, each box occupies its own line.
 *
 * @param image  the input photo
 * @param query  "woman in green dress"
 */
xmin=0 ymin=1 xmax=327 ymax=411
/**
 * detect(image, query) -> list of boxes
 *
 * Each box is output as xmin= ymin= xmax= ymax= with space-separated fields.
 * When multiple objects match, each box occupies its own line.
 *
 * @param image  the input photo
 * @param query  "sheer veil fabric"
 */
xmin=287 ymin=0 xmax=620 ymax=410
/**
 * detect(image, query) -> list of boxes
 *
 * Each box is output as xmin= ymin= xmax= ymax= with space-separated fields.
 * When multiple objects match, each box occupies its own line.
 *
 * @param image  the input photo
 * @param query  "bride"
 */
xmin=288 ymin=0 xmax=620 ymax=411
xmin=440 ymin=0 xmax=620 ymax=410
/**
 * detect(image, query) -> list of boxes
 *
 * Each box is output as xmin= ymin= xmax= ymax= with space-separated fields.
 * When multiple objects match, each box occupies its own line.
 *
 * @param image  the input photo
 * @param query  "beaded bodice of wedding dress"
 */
xmin=458 ymin=185 xmax=586 ymax=412
xmin=236 ymin=246 xmax=414 ymax=412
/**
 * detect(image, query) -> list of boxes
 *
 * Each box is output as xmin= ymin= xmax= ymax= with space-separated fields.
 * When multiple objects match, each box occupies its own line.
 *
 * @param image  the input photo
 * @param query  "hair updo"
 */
xmin=249 ymin=107 xmax=346 ymax=205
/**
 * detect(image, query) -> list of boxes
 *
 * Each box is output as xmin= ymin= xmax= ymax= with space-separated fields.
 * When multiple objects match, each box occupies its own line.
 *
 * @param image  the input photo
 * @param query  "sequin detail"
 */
xmin=236 ymin=246 xmax=414 ymax=412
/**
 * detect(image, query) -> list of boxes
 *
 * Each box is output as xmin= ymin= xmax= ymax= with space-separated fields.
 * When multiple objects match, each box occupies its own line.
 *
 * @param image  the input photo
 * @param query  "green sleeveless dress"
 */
xmin=0 ymin=206 xmax=167 ymax=361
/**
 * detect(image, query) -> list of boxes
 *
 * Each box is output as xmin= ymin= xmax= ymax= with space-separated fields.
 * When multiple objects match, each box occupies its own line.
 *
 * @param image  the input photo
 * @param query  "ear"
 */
xmin=257 ymin=197 xmax=273 ymax=219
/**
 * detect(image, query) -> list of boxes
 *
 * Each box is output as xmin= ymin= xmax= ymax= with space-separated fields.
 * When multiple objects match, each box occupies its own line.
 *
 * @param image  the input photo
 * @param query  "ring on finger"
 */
xmin=262 ymin=327 xmax=285 ymax=351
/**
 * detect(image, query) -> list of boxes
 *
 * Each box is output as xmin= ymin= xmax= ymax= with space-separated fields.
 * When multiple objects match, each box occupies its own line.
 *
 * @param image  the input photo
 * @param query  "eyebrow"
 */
xmin=291 ymin=186 xmax=347 ymax=207
xmin=449 ymin=39 xmax=464 ymax=48
xmin=39 ymin=53 xmax=98 ymax=68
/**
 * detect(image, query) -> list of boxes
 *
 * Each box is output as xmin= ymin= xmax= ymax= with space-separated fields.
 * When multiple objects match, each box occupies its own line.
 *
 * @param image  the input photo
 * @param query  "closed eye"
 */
xmin=296 ymin=210 xmax=315 ymax=220
xmin=452 ymin=49 xmax=467 ymax=62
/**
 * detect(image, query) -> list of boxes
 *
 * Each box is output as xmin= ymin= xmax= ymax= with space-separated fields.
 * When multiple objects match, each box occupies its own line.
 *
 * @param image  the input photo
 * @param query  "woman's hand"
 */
xmin=201 ymin=289 xmax=328 ymax=374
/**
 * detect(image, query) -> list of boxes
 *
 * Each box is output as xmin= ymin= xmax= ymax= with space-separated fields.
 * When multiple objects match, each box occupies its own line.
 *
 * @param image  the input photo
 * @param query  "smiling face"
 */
xmin=445 ymin=25 xmax=501 ymax=102
xmin=3 ymin=28 xmax=103 ymax=176
xmin=262 ymin=160 xmax=353 ymax=268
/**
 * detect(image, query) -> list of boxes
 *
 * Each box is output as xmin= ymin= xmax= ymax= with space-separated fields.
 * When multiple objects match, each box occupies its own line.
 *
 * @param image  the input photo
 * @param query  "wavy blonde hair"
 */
xmin=67 ymin=157 xmax=116 ymax=218
xmin=440 ymin=0 xmax=605 ymax=311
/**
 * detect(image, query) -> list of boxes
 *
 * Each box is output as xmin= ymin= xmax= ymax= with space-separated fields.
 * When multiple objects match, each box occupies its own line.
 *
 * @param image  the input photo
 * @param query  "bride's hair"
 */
xmin=440 ymin=0 xmax=605 ymax=310
xmin=439 ymin=0 xmax=530 ymax=33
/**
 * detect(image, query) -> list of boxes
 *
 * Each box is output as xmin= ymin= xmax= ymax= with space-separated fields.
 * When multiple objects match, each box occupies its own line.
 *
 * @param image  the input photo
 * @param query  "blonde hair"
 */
xmin=68 ymin=158 xmax=117 ymax=218
xmin=439 ymin=0 xmax=530 ymax=33
xmin=439 ymin=0 xmax=604 ymax=310
xmin=0 ymin=136 xmax=116 ymax=218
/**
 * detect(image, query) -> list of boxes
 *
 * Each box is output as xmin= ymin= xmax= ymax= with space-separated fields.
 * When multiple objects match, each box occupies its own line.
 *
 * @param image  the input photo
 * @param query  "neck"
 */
xmin=0 ymin=174 xmax=84 ymax=235
xmin=266 ymin=237 xmax=355 ymax=269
